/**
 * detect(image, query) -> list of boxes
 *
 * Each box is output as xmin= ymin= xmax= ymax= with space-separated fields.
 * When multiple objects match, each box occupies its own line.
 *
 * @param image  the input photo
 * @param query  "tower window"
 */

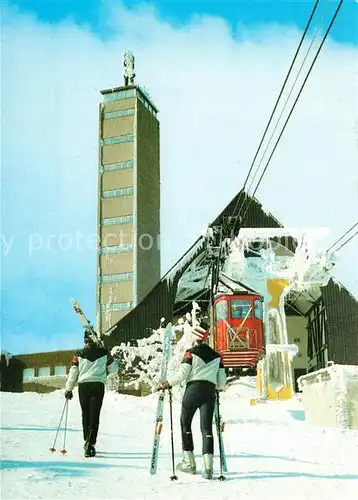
xmin=100 ymin=272 xmax=134 ymax=283
xmin=100 ymin=244 xmax=134 ymax=254
xmin=101 ymin=135 xmax=134 ymax=146
xmin=101 ymin=215 xmax=134 ymax=226
xmin=103 ymin=187 xmax=134 ymax=198
xmin=103 ymin=109 xmax=135 ymax=119
xmin=103 ymin=89 xmax=135 ymax=102
xmin=102 ymin=161 xmax=134 ymax=172
xmin=101 ymin=302 xmax=133 ymax=312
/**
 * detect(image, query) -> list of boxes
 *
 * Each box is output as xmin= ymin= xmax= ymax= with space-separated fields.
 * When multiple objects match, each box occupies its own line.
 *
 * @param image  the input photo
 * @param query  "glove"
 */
xmin=111 ymin=345 xmax=121 ymax=359
xmin=65 ymin=390 xmax=73 ymax=400
xmin=160 ymin=381 xmax=171 ymax=391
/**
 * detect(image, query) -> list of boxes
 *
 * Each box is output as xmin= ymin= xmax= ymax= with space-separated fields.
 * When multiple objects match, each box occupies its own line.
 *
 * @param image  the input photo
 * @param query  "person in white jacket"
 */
xmin=65 ymin=333 xmax=119 ymax=457
xmin=161 ymin=323 xmax=227 ymax=479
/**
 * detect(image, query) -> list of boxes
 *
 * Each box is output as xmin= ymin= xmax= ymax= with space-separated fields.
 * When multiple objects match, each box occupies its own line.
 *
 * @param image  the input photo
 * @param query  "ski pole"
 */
xmin=60 ymin=399 xmax=69 ymax=455
xmin=168 ymin=389 xmax=178 ymax=481
xmin=216 ymin=391 xmax=225 ymax=481
xmin=49 ymin=399 xmax=68 ymax=453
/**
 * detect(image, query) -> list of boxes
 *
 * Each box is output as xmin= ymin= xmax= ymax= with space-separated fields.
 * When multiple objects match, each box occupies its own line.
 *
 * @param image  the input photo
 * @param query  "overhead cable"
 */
xmin=239 ymin=0 xmax=344 ymax=225
xmin=241 ymin=0 xmax=321 ymax=194
xmin=245 ymin=0 xmax=333 ymax=197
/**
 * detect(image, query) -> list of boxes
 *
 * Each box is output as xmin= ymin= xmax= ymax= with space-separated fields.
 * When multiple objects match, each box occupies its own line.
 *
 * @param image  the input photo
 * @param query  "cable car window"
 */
xmin=254 ymin=299 xmax=263 ymax=319
xmin=215 ymin=300 xmax=228 ymax=321
xmin=231 ymin=299 xmax=251 ymax=319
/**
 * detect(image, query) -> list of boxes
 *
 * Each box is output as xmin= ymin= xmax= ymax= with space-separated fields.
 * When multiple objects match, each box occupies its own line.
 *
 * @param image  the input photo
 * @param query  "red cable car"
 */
xmin=212 ymin=292 xmax=264 ymax=373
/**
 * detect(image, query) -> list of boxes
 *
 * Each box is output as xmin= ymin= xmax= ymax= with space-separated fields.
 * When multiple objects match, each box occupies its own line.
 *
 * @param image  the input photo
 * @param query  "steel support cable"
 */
xmin=326 ymin=222 xmax=358 ymax=252
xmin=245 ymin=0 xmax=332 ymax=197
xmin=239 ymin=0 xmax=344 ymax=226
xmin=330 ymin=229 xmax=358 ymax=253
xmin=282 ymin=221 xmax=357 ymax=308
xmin=231 ymin=0 xmax=321 ymax=222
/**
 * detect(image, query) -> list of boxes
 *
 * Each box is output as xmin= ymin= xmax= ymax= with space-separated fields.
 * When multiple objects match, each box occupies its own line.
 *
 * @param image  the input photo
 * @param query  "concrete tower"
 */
xmin=96 ymin=52 xmax=160 ymax=333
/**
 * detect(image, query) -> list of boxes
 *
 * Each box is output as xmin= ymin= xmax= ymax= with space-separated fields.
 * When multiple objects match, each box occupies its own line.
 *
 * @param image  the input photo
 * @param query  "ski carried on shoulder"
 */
xmin=214 ymin=400 xmax=228 ymax=473
xmin=70 ymin=298 xmax=103 ymax=347
xmin=150 ymin=322 xmax=173 ymax=475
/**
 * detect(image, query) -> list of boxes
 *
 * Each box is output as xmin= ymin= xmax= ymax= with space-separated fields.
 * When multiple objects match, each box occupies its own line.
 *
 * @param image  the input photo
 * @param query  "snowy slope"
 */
xmin=1 ymin=378 xmax=358 ymax=499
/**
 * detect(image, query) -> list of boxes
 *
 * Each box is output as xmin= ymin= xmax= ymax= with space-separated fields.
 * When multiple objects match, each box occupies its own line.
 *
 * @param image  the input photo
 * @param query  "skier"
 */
xmin=161 ymin=323 xmax=227 ymax=479
xmin=64 ymin=332 xmax=120 ymax=457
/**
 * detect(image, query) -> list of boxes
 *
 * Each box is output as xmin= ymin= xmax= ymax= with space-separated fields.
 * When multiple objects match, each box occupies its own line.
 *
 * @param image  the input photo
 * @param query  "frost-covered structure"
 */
xmin=123 ymin=50 xmax=135 ymax=85
xmin=109 ymin=325 xmax=168 ymax=392
xmin=223 ymin=227 xmax=336 ymax=400
xmin=298 ymin=363 xmax=358 ymax=430
xmin=112 ymin=302 xmax=203 ymax=395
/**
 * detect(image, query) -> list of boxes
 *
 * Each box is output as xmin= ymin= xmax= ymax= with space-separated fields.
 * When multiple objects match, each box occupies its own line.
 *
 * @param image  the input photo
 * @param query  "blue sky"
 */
xmin=1 ymin=0 xmax=358 ymax=354
xmin=8 ymin=0 xmax=358 ymax=45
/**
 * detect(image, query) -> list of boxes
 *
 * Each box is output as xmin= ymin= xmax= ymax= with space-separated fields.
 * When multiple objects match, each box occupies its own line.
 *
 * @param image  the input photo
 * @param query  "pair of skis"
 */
xmin=150 ymin=322 xmax=173 ymax=475
xmin=149 ymin=325 xmax=228 ymax=478
xmin=70 ymin=298 xmax=103 ymax=347
xmin=214 ymin=394 xmax=228 ymax=479
xmin=70 ymin=299 xmax=174 ymax=474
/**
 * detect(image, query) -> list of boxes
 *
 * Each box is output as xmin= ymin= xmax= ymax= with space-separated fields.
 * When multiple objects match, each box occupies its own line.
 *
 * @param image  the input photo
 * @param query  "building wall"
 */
xmin=97 ymin=85 xmax=160 ymax=334
xmin=100 ymin=222 xmax=133 ymax=247
xmin=286 ymin=316 xmax=309 ymax=389
xmin=97 ymin=89 xmax=136 ymax=332
xmin=286 ymin=316 xmax=308 ymax=371
xmin=1 ymin=350 xmax=76 ymax=393
xmin=102 ymin=169 xmax=134 ymax=190
xmin=101 ymin=196 xmax=134 ymax=219
xmin=100 ymin=253 xmax=134 ymax=274
xmin=323 ymin=279 xmax=358 ymax=365
xmin=102 ymin=142 xmax=134 ymax=164
xmin=136 ymin=98 xmax=160 ymax=303
xmin=1 ymin=354 xmax=23 ymax=392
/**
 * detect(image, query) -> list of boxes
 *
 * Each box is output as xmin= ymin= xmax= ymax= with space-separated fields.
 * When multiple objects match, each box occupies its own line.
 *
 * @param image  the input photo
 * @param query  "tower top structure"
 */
xmin=123 ymin=50 xmax=135 ymax=86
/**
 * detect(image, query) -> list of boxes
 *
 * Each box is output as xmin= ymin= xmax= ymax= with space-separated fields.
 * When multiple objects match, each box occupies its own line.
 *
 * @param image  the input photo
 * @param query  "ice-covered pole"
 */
xmin=223 ymin=227 xmax=334 ymax=401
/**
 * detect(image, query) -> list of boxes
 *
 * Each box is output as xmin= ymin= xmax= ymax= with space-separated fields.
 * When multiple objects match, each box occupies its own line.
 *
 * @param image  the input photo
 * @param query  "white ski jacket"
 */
xmin=65 ymin=346 xmax=119 ymax=391
xmin=168 ymin=343 xmax=227 ymax=390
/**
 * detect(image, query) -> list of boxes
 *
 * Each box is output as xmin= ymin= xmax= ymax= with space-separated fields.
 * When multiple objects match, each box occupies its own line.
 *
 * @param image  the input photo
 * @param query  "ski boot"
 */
xmin=84 ymin=442 xmax=96 ymax=458
xmin=202 ymin=454 xmax=213 ymax=479
xmin=176 ymin=450 xmax=196 ymax=474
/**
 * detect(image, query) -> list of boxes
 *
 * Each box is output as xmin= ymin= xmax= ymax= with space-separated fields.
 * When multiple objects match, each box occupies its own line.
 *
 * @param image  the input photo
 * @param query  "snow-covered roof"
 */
xmin=164 ymin=237 xmax=205 ymax=284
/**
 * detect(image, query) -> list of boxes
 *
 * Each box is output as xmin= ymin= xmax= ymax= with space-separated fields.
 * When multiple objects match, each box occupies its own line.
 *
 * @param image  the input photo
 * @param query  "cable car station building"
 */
xmin=103 ymin=190 xmax=358 ymax=390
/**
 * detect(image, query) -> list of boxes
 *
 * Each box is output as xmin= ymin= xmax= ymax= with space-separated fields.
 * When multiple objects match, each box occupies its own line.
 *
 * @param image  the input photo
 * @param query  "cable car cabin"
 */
xmin=213 ymin=293 xmax=264 ymax=372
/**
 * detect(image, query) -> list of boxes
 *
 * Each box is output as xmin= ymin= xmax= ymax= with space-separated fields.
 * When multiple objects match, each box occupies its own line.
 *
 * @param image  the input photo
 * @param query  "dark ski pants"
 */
xmin=78 ymin=382 xmax=105 ymax=446
xmin=180 ymin=381 xmax=216 ymax=455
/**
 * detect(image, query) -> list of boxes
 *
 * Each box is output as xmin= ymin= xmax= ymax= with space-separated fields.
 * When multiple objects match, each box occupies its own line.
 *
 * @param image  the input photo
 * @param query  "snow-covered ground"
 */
xmin=1 ymin=378 xmax=358 ymax=499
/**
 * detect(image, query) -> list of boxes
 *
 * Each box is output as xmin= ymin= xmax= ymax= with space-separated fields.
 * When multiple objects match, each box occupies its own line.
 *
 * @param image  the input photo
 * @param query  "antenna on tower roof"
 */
xmin=123 ymin=50 xmax=135 ymax=86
